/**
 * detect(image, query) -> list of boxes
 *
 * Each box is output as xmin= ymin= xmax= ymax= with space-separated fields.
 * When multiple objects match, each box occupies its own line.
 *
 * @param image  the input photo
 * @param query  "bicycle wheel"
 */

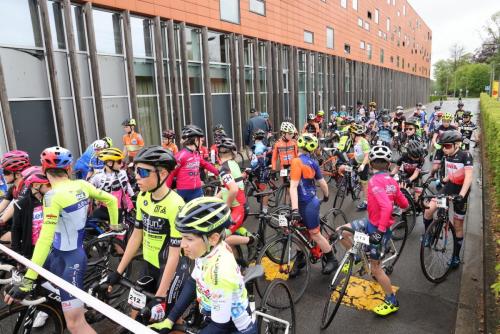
xmin=332 ymin=178 xmax=347 ymax=209
xmin=236 ymin=151 xmax=246 ymax=169
xmin=0 ymin=303 xmax=65 ymax=334
xmin=255 ymin=235 xmax=310 ymax=304
xmin=320 ymin=253 xmax=354 ymax=330
xmin=400 ymin=188 xmax=417 ymax=235
xmin=321 ymin=208 xmax=348 ymax=231
xmin=321 ymin=158 xmax=337 ymax=184
xmin=420 ymin=219 xmax=456 ymax=283
xmin=258 ymin=279 xmax=296 ymax=334
xmin=382 ymin=221 xmax=408 ymax=275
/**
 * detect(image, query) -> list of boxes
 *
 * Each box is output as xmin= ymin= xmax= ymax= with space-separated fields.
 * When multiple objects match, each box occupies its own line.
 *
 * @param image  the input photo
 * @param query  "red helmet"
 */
xmin=22 ymin=166 xmax=49 ymax=187
xmin=162 ymin=130 xmax=175 ymax=139
xmin=436 ymin=111 xmax=443 ymax=117
xmin=40 ymin=146 xmax=73 ymax=173
xmin=1 ymin=150 xmax=31 ymax=173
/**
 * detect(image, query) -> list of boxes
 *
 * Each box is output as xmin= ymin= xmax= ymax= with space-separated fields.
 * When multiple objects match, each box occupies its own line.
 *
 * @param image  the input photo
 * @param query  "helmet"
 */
xmin=369 ymin=145 xmax=392 ymax=162
xmin=345 ymin=116 xmax=355 ymax=124
xmin=381 ymin=115 xmax=391 ymax=122
xmin=442 ymin=112 xmax=453 ymax=121
xmin=260 ymin=112 xmax=269 ymax=119
xmin=253 ymin=129 xmax=266 ymax=139
xmin=436 ymin=111 xmax=443 ymax=117
xmin=217 ymin=137 xmax=237 ymax=153
xmin=213 ymin=124 xmax=224 ymax=131
xmin=133 ymin=146 xmax=177 ymax=171
xmin=317 ymin=110 xmax=325 ymax=116
xmin=98 ymin=147 xmax=125 ymax=162
xmin=280 ymin=122 xmax=296 ymax=134
xmin=368 ymin=102 xmax=377 ymax=108
xmin=416 ymin=102 xmax=422 ymax=107
xmin=40 ymin=146 xmax=72 ymax=173
xmin=92 ymin=140 xmax=107 ymax=150
xmin=307 ymin=113 xmax=315 ymax=121
xmin=329 ymin=106 xmax=336 ymax=111
xmin=22 ymin=166 xmax=49 ymax=187
xmin=122 ymin=118 xmax=136 ymax=126
xmin=462 ymin=111 xmax=472 ymax=118
xmin=356 ymin=101 xmax=363 ymax=106
xmin=405 ymin=117 xmax=420 ymax=128
xmin=214 ymin=129 xmax=227 ymax=138
xmin=162 ymin=130 xmax=175 ymax=139
xmin=102 ymin=137 xmax=113 ymax=148
xmin=457 ymin=102 xmax=464 ymax=107
xmin=297 ymin=133 xmax=318 ymax=152
xmin=407 ymin=140 xmax=426 ymax=158
xmin=181 ymin=125 xmax=204 ymax=139
xmin=396 ymin=106 xmax=404 ymax=110
xmin=175 ymin=197 xmax=231 ymax=235
xmin=1 ymin=150 xmax=31 ymax=173
xmin=438 ymin=130 xmax=462 ymax=144
xmin=350 ymin=123 xmax=366 ymax=135
xmin=434 ymin=105 xmax=441 ymax=110
xmin=421 ymin=106 xmax=426 ymax=110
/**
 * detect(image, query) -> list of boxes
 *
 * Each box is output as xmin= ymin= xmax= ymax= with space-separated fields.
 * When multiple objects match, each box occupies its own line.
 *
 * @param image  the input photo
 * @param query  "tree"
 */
xmin=453 ymin=63 xmax=491 ymax=97
xmin=433 ymin=59 xmax=454 ymax=95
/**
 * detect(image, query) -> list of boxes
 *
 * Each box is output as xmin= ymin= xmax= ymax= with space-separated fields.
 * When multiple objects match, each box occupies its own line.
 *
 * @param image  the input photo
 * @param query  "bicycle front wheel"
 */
xmin=401 ymin=188 xmax=417 ymax=235
xmin=0 ymin=303 xmax=65 ymax=334
xmin=420 ymin=219 xmax=456 ymax=283
xmin=258 ymin=279 xmax=296 ymax=334
xmin=320 ymin=253 xmax=353 ymax=330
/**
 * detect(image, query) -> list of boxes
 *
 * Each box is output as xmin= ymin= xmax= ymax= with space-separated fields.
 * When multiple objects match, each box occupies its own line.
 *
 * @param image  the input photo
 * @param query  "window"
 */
xmin=357 ymin=18 xmax=363 ymax=27
xmin=359 ymin=41 xmax=365 ymax=49
xmin=344 ymin=43 xmax=351 ymax=54
xmin=130 ymin=16 xmax=153 ymax=58
xmin=304 ymin=30 xmax=314 ymax=44
xmin=364 ymin=21 xmax=370 ymax=31
xmin=93 ymin=9 xmax=123 ymax=54
xmin=340 ymin=0 xmax=347 ymax=8
xmin=367 ymin=43 xmax=372 ymax=59
xmin=47 ymin=1 xmax=65 ymax=49
xmin=220 ymin=0 xmax=240 ymax=24
xmin=386 ymin=18 xmax=390 ymax=31
xmin=352 ymin=0 xmax=358 ymax=10
xmin=71 ymin=5 xmax=87 ymax=51
xmin=380 ymin=48 xmax=384 ymax=63
xmin=250 ymin=0 xmax=265 ymax=16
xmin=375 ymin=9 xmax=379 ymax=24
xmin=0 ymin=0 xmax=42 ymax=48
xmin=326 ymin=27 xmax=334 ymax=49
xmin=403 ymin=5 xmax=406 ymax=16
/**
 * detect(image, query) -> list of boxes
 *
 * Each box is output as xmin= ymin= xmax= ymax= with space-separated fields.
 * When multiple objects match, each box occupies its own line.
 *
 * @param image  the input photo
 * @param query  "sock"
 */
xmin=423 ymin=218 xmax=433 ymax=231
xmin=386 ymin=293 xmax=398 ymax=305
xmin=455 ymin=237 xmax=463 ymax=257
xmin=262 ymin=206 xmax=268 ymax=214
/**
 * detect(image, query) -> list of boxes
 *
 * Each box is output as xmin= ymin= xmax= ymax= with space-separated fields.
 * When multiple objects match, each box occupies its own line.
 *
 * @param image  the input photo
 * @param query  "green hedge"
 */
xmin=429 ymin=95 xmax=447 ymax=102
xmin=480 ymin=93 xmax=500 ymax=206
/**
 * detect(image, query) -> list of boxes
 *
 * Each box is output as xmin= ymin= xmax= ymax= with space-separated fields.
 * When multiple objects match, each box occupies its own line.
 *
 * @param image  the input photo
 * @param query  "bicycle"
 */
xmin=419 ymin=194 xmax=459 ymax=283
xmin=320 ymin=222 xmax=407 ymax=329
xmin=254 ymin=206 xmax=347 ymax=304
xmin=332 ymin=162 xmax=361 ymax=209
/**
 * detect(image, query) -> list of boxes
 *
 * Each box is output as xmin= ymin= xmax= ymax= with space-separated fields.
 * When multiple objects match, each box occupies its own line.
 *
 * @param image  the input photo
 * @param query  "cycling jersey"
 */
xmin=199 ymin=145 xmax=209 ymax=160
xmin=459 ymin=121 xmax=477 ymax=139
xmin=302 ymin=122 xmax=320 ymax=136
xmin=290 ymin=154 xmax=323 ymax=203
xmin=337 ymin=135 xmax=353 ymax=153
xmin=135 ymin=189 xmax=184 ymax=268
xmin=271 ymin=138 xmax=298 ymax=170
xmin=250 ymin=141 xmax=269 ymax=168
xmin=376 ymin=126 xmax=393 ymax=144
xmin=455 ymin=109 xmax=465 ymax=123
xmin=162 ymin=142 xmax=179 ymax=155
xmin=167 ymin=147 xmax=219 ymax=191
xmin=434 ymin=124 xmax=458 ymax=136
xmin=123 ymin=132 xmax=144 ymax=158
xmin=25 ymin=179 xmax=118 ymax=281
xmin=74 ymin=144 xmax=96 ymax=179
xmin=396 ymin=153 xmax=425 ymax=176
xmin=90 ymin=170 xmax=134 ymax=210
xmin=391 ymin=116 xmax=406 ymax=132
xmin=191 ymin=241 xmax=252 ymax=332
xmin=88 ymin=154 xmax=104 ymax=174
xmin=429 ymin=117 xmax=443 ymax=133
xmin=219 ymin=160 xmax=246 ymax=208
xmin=444 ymin=150 xmax=473 ymax=185
xmin=367 ymin=172 xmax=409 ymax=232
xmin=353 ymin=137 xmax=370 ymax=164
xmin=0 ymin=172 xmax=7 ymax=198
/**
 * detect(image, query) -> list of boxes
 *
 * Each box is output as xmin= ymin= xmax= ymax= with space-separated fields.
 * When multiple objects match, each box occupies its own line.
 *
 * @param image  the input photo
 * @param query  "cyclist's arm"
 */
xmin=166 ymin=158 xmax=182 ymax=188
xmin=0 ymin=202 xmax=14 ymax=223
xmin=200 ymin=159 xmax=219 ymax=176
xmin=211 ymin=280 xmax=253 ymax=332
xmin=116 ymin=225 xmax=143 ymax=275
xmin=289 ymin=159 xmax=301 ymax=210
xmin=0 ymin=198 xmax=10 ymax=214
xmin=409 ymin=168 xmax=421 ymax=182
xmin=156 ymin=246 xmax=180 ymax=297
xmin=165 ymin=276 xmax=197 ymax=325
xmin=318 ymin=178 xmax=328 ymax=199
xmin=83 ymin=181 xmax=119 ymax=227
xmin=220 ymin=174 xmax=238 ymax=208
xmin=271 ymin=145 xmax=278 ymax=170
xmin=390 ymin=164 xmax=400 ymax=176
xmin=395 ymin=187 xmax=409 ymax=210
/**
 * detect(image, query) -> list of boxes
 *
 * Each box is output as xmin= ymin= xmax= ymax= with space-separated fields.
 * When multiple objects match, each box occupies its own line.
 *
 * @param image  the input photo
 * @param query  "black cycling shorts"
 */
xmin=443 ymin=183 xmax=469 ymax=216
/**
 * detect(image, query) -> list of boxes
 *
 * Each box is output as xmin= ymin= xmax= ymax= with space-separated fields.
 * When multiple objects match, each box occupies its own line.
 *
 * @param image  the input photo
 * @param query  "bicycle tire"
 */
xmin=320 ymin=253 xmax=353 ymax=330
xmin=321 ymin=158 xmax=337 ymax=184
xmin=321 ymin=208 xmax=349 ymax=231
xmin=258 ymin=279 xmax=296 ymax=334
xmin=236 ymin=151 xmax=246 ymax=169
xmin=382 ymin=220 xmax=408 ymax=275
xmin=255 ymin=235 xmax=310 ymax=304
xmin=0 ymin=302 xmax=65 ymax=334
xmin=400 ymin=188 xmax=417 ymax=235
xmin=332 ymin=178 xmax=347 ymax=209
xmin=420 ymin=219 xmax=456 ymax=283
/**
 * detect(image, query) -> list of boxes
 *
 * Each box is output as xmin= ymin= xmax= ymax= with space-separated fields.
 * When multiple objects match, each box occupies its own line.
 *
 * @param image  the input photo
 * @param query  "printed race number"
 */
xmin=278 ymin=215 xmax=288 ymax=227
xmin=128 ymin=288 xmax=147 ymax=309
xmin=354 ymin=232 xmax=370 ymax=245
xmin=280 ymin=169 xmax=288 ymax=177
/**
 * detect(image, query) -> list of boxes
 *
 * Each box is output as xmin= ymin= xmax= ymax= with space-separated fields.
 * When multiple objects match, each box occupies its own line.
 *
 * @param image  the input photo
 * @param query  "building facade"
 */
xmin=0 ymin=0 xmax=431 ymax=158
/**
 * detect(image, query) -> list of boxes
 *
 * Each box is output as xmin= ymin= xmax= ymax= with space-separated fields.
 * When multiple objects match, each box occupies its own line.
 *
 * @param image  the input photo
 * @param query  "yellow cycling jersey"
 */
xmin=135 ymin=189 xmax=184 ymax=268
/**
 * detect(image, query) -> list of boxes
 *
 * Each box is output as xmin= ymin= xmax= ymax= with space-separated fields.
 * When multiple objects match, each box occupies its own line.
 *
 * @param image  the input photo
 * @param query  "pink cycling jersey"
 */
xmin=367 ymin=172 xmax=409 ymax=232
xmin=166 ymin=147 xmax=219 ymax=190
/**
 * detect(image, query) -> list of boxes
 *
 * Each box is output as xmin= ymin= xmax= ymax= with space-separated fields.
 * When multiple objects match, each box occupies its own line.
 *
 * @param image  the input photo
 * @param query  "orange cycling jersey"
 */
xmin=123 ymin=132 xmax=144 ymax=157
xmin=162 ymin=142 xmax=179 ymax=155
xmin=272 ymin=138 xmax=298 ymax=170
xmin=302 ymin=122 xmax=320 ymax=136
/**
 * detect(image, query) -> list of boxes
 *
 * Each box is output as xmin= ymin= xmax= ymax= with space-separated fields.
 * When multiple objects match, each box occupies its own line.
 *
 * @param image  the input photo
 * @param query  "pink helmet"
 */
xmin=1 ymin=150 xmax=31 ymax=173
xmin=22 ymin=166 xmax=49 ymax=187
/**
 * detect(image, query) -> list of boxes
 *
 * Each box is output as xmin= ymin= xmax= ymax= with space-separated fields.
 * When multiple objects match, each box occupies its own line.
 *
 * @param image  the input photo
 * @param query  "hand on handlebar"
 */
xmin=149 ymin=318 xmax=174 ymax=333
xmin=147 ymin=297 xmax=167 ymax=321
xmin=4 ymin=276 xmax=35 ymax=305
xmin=291 ymin=209 xmax=301 ymax=223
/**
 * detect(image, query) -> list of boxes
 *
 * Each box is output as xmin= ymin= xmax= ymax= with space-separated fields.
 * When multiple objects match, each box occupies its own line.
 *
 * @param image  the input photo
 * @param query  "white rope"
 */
xmin=0 ymin=244 xmax=156 ymax=334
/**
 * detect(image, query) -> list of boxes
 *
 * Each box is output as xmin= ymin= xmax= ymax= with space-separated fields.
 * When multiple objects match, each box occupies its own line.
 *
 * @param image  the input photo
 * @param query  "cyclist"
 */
xmin=351 ymin=123 xmax=371 ymax=211
xmin=458 ymin=111 xmax=477 ymax=150
xmin=368 ymin=102 xmax=377 ymax=121
xmin=289 ymin=133 xmax=338 ymax=276
xmin=210 ymin=129 xmax=227 ymax=165
xmin=428 ymin=106 xmax=443 ymax=135
xmin=455 ymin=101 xmax=465 ymax=123
xmin=74 ymin=139 xmax=107 ymax=179
xmin=89 ymin=147 xmax=134 ymax=221
xmin=402 ymin=118 xmax=423 ymax=146
xmin=337 ymin=145 xmax=408 ymax=316
xmin=5 ymin=146 xmax=119 ymax=334
xmin=166 ymin=125 xmax=219 ymax=202
xmin=149 ymin=197 xmax=257 ymax=334
xmin=162 ymin=130 xmax=179 ymax=155
xmin=392 ymin=107 xmax=406 ymax=134
xmin=107 ymin=146 xmax=188 ymax=322
xmin=302 ymin=113 xmax=321 ymax=137
xmin=423 ymin=130 xmax=472 ymax=268
xmin=315 ymin=110 xmax=325 ymax=130
xmin=271 ymin=121 xmax=298 ymax=175
xmin=430 ymin=112 xmax=457 ymax=168
xmin=356 ymin=101 xmax=366 ymax=122
xmin=391 ymin=140 xmax=426 ymax=202
xmin=86 ymin=139 xmax=107 ymax=180
xmin=122 ymin=118 xmax=145 ymax=162
xmin=250 ymin=130 xmax=272 ymax=213
xmin=376 ymin=115 xmax=394 ymax=147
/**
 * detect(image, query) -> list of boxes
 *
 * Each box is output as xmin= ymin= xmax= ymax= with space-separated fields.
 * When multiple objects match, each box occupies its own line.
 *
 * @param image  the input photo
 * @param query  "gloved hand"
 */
xmin=6 ymin=277 xmax=35 ymax=301
xmin=291 ymin=209 xmax=301 ymax=223
xmin=149 ymin=318 xmax=173 ymax=334
xmin=110 ymin=223 xmax=124 ymax=232
xmin=322 ymin=195 xmax=329 ymax=203
xmin=369 ymin=229 xmax=384 ymax=245
xmin=148 ymin=297 xmax=167 ymax=321
xmin=104 ymin=271 xmax=122 ymax=286
xmin=453 ymin=195 xmax=465 ymax=206
xmin=357 ymin=164 xmax=365 ymax=173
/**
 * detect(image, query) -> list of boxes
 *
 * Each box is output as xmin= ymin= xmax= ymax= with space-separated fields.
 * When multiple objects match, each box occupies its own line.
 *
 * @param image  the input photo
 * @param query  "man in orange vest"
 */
xmin=122 ymin=118 xmax=144 ymax=162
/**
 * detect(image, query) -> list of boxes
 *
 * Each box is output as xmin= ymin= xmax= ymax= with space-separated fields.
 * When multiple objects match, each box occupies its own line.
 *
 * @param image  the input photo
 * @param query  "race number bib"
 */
xmin=280 ymin=169 xmax=288 ymax=177
xmin=128 ymin=288 xmax=147 ymax=309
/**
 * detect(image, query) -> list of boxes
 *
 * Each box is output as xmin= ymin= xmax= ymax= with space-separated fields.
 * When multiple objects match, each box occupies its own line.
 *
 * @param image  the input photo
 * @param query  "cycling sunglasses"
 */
xmin=135 ymin=166 xmax=156 ymax=178
xmin=404 ymin=127 xmax=415 ymax=131
xmin=442 ymin=143 xmax=455 ymax=150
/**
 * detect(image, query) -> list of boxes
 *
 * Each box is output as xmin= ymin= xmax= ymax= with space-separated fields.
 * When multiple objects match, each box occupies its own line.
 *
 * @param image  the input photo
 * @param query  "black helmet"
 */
xmin=122 ymin=118 xmax=136 ymax=126
xmin=175 ymin=197 xmax=231 ymax=235
xmin=213 ymin=124 xmax=224 ymax=131
xmin=462 ymin=110 xmax=472 ymax=118
xmin=253 ymin=129 xmax=266 ymax=139
xmin=181 ymin=125 xmax=204 ymax=139
xmin=407 ymin=140 xmax=425 ymax=158
xmin=381 ymin=115 xmax=391 ymax=122
xmin=405 ymin=117 xmax=419 ymax=128
xmin=434 ymin=105 xmax=441 ymax=110
xmin=134 ymin=146 xmax=177 ymax=171
xmin=307 ymin=113 xmax=315 ymax=121
xmin=438 ymin=130 xmax=462 ymax=144
xmin=217 ymin=137 xmax=237 ymax=153
xmin=214 ymin=129 xmax=227 ymax=138
xmin=457 ymin=102 xmax=464 ymax=107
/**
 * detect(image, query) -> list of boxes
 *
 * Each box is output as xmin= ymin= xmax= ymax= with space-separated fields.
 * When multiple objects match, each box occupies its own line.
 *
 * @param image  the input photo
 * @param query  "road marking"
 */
xmin=261 ymin=256 xmax=293 ymax=280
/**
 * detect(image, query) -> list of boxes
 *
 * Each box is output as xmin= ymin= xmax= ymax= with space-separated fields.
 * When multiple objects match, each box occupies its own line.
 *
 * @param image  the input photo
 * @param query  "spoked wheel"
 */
xmin=320 ymin=253 xmax=353 ymax=330
xmin=255 ymin=235 xmax=310 ymax=304
xmin=400 ymin=188 xmax=417 ymax=235
xmin=321 ymin=208 xmax=348 ymax=231
xmin=382 ymin=220 xmax=408 ymax=275
xmin=0 ymin=303 xmax=65 ymax=334
xmin=332 ymin=180 xmax=347 ymax=209
xmin=321 ymin=158 xmax=338 ymax=184
xmin=258 ymin=279 xmax=296 ymax=334
xmin=420 ymin=220 xmax=457 ymax=283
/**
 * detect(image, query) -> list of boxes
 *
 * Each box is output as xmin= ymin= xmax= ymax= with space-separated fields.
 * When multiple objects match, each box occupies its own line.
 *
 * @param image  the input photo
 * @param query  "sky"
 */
xmin=409 ymin=0 xmax=500 ymax=79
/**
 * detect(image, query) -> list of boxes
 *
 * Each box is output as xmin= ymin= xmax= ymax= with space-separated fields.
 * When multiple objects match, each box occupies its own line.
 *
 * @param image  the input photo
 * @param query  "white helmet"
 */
xmin=421 ymin=106 xmax=426 ymax=110
xmin=396 ymin=106 xmax=403 ymax=110
xmin=280 ymin=122 xmax=296 ymax=134
xmin=369 ymin=145 xmax=392 ymax=162
xmin=92 ymin=139 xmax=107 ymax=150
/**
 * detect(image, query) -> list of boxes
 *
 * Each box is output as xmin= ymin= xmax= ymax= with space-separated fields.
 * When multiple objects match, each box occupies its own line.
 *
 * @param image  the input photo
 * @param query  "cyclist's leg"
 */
xmin=224 ymin=205 xmax=249 ymax=246
xmin=337 ymin=218 xmax=368 ymax=251
xmin=357 ymin=165 xmax=369 ymax=210
xmin=451 ymin=189 xmax=469 ymax=263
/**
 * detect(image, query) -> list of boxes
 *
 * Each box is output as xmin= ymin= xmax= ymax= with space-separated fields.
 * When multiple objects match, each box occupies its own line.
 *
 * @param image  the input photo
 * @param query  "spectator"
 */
xmin=244 ymin=108 xmax=270 ymax=155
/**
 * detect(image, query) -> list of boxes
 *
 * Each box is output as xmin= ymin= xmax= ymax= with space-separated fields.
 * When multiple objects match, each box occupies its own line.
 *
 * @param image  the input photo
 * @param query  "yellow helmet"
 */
xmin=297 ymin=133 xmax=318 ymax=152
xmin=317 ymin=110 xmax=325 ymax=116
xmin=442 ymin=112 xmax=453 ymax=121
xmin=98 ymin=147 xmax=125 ymax=161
